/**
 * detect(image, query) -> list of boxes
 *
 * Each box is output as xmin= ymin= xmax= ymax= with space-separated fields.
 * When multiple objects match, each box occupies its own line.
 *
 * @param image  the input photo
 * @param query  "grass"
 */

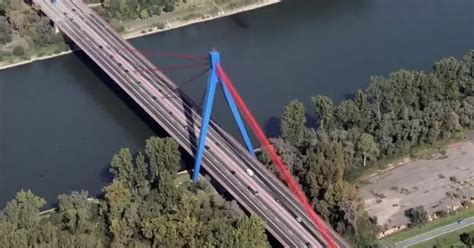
xmin=349 ymin=129 xmax=472 ymax=183
xmin=0 ymin=42 xmax=69 ymax=68
xmin=176 ymin=171 xmax=193 ymax=185
xmin=1 ymin=0 xmax=272 ymax=69
xmin=382 ymin=207 xmax=474 ymax=243
xmin=120 ymin=0 xmax=269 ymax=37
xmin=410 ymin=225 xmax=474 ymax=248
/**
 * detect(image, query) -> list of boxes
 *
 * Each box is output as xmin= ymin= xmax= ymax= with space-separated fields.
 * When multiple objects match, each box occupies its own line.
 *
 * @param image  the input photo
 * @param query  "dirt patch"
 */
xmin=361 ymin=139 xmax=474 ymax=230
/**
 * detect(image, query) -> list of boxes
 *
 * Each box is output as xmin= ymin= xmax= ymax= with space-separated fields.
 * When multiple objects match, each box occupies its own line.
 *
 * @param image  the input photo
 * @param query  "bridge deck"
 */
xmin=32 ymin=1 xmax=349 ymax=247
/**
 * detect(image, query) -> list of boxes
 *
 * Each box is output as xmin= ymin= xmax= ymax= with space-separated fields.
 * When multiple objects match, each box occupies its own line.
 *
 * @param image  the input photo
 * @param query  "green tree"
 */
xmin=357 ymin=133 xmax=379 ymax=167
xmin=0 ymin=16 xmax=12 ymax=44
xmin=0 ymin=1 xmax=5 ymax=15
xmin=230 ymin=216 xmax=268 ymax=248
xmin=57 ymin=230 xmax=104 ymax=248
xmin=155 ymin=170 xmax=180 ymax=211
xmin=0 ymin=220 xmax=28 ymax=248
xmin=460 ymin=232 xmax=474 ymax=248
xmin=110 ymin=148 xmax=133 ymax=184
xmin=281 ymin=100 xmax=306 ymax=147
xmin=2 ymin=189 xmax=46 ymax=230
xmin=103 ymin=180 xmax=134 ymax=247
xmin=12 ymin=45 xmax=24 ymax=56
xmin=335 ymin=100 xmax=360 ymax=129
xmin=404 ymin=206 xmax=428 ymax=227
xmin=146 ymin=137 xmax=181 ymax=180
xmin=134 ymin=152 xmax=150 ymax=197
xmin=312 ymin=95 xmax=335 ymax=130
xmin=57 ymin=191 xmax=96 ymax=234
xmin=32 ymin=221 xmax=59 ymax=247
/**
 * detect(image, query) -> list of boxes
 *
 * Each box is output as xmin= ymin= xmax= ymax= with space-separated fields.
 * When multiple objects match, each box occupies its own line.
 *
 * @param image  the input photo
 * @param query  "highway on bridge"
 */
xmin=33 ymin=1 xmax=349 ymax=247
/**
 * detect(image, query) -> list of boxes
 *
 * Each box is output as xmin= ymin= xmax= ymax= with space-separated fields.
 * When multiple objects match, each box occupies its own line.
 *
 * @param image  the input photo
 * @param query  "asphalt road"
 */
xmin=396 ymin=217 xmax=474 ymax=247
xmin=32 ymin=0 xmax=330 ymax=246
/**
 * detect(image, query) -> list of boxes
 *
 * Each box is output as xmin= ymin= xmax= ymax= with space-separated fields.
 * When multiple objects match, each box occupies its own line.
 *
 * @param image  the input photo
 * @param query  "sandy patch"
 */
xmin=361 ymin=138 xmax=474 ymax=229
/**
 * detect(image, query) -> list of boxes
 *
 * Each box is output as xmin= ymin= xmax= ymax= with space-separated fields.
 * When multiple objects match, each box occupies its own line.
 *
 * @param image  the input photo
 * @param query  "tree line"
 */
xmin=99 ymin=0 xmax=179 ymax=21
xmin=0 ymin=137 xmax=268 ymax=247
xmin=0 ymin=0 xmax=64 ymax=47
xmin=258 ymin=50 xmax=474 ymax=246
xmin=0 ymin=0 xmax=180 ymax=53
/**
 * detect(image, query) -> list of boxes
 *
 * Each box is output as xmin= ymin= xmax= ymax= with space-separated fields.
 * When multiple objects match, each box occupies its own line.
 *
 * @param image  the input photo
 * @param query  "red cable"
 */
xmin=134 ymin=63 xmax=207 ymax=73
xmin=216 ymin=64 xmax=337 ymax=248
xmin=158 ymin=63 xmax=208 ymax=72
xmin=124 ymin=47 xmax=206 ymax=60
xmin=174 ymin=68 xmax=210 ymax=90
xmin=161 ymin=68 xmax=210 ymax=99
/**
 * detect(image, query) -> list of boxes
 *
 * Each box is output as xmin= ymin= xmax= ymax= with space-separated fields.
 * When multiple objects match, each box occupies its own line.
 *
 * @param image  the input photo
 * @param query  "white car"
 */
xmin=296 ymin=216 xmax=302 ymax=222
xmin=246 ymin=168 xmax=254 ymax=177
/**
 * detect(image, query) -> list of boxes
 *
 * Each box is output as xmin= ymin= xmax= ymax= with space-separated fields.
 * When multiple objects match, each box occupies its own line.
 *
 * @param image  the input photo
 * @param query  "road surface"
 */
xmin=395 ymin=217 xmax=474 ymax=247
xmin=33 ymin=0 xmax=350 ymax=247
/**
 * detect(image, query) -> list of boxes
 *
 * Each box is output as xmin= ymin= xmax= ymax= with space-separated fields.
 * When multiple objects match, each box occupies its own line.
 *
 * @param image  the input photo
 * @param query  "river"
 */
xmin=1 ymin=0 xmax=473 ymax=207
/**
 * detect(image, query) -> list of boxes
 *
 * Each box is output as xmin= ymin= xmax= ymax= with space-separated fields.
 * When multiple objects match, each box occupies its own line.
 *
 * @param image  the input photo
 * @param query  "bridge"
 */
xmin=33 ymin=1 xmax=349 ymax=247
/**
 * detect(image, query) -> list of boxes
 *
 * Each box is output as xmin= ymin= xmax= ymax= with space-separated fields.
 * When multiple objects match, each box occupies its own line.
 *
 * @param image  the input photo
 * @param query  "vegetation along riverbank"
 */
xmin=257 ymin=49 xmax=474 ymax=245
xmin=0 ymin=137 xmax=269 ymax=247
xmin=1 ymin=42 xmax=473 ymax=245
xmin=0 ymin=0 xmax=280 ymax=70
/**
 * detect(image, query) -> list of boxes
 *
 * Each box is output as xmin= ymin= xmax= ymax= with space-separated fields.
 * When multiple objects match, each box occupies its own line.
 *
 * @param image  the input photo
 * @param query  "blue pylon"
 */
xmin=192 ymin=51 xmax=255 ymax=183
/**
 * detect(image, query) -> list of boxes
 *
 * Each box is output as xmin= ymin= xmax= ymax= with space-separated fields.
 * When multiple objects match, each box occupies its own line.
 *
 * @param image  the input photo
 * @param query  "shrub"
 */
xmin=110 ymin=19 xmax=125 ymax=33
xmin=434 ymin=209 xmax=448 ymax=218
xmin=461 ymin=200 xmax=472 ymax=208
xmin=449 ymin=176 xmax=458 ymax=183
xmin=139 ymin=9 xmax=150 ymax=19
xmin=404 ymin=206 xmax=428 ymax=226
xmin=13 ymin=46 xmax=25 ymax=56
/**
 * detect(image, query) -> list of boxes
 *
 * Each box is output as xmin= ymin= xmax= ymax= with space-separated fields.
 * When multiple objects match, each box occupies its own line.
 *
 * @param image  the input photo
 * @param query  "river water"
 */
xmin=1 ymin=0 xmax=473 ymax=207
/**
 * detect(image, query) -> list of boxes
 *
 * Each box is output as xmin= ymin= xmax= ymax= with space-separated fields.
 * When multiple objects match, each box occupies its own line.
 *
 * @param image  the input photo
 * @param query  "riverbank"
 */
xmin=0 ymin=0 xmax=280 ymax=71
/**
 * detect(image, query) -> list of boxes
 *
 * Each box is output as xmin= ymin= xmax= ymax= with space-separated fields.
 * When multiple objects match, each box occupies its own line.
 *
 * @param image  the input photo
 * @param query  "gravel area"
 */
xmin=361 ymin=135 xmax=474 ymax=229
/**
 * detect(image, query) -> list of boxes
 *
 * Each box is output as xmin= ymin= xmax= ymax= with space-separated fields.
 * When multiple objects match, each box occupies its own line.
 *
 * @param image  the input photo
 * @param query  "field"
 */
xmin=410 ymin=225 xmax=474 ymax=248
xmin=382 ymin=208 xmax=474 ymax=243
xmin=361 ymin=135 xmax=474 ymax=230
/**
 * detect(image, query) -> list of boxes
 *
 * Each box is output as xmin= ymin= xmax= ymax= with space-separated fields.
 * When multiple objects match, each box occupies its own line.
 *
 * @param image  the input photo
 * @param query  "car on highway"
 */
xmin=246 ymin=168 xmax=254 ymax=177
xmin=248 ymin=186 xmax=258 ymax=196
xmin=296 ymin=216 xmax=302 ymax=222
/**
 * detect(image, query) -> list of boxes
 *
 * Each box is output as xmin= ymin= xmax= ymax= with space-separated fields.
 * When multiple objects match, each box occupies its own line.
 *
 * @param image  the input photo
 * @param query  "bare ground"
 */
xmin=361 ymin=134 xmax=474 ymax=230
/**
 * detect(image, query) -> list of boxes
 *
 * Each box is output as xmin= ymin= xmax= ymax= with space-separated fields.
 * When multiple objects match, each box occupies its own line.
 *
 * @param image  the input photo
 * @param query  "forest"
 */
xmin=99 ymin=0 xmax=179 ymax=20
xmin=258 ymin=49 xmax=474 ymax=246
xmin=0 ymin=0 xmax=67 ymax=61
xmin=0 ymin=0 xmax=181 ymax=61
xmin=1 ymin=1 xmax=473 ymax=247
xmin=0 ymin=137 xmax=269 ymax=247
xmin=2 ymin=51 xmax=471 ymax=247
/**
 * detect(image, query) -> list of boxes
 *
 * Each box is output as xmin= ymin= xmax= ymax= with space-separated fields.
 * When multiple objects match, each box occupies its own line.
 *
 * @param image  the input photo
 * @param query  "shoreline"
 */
xmin=0 ymin=0 xmax=280 ymax=71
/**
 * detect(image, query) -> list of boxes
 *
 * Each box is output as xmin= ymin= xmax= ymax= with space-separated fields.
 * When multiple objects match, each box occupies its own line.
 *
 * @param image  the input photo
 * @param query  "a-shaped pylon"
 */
xmin=192 ymin=51 xmax=255 ymax=183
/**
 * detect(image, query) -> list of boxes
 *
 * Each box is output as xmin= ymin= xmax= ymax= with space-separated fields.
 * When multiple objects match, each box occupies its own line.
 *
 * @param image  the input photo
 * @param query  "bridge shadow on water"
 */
xmin=69 ymin=44 xmax=236 ymax=183
xmin=70 ymin=48 xmax=285 ymax=247
xmin=70 ymin=48 xmax=194 ymax=172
